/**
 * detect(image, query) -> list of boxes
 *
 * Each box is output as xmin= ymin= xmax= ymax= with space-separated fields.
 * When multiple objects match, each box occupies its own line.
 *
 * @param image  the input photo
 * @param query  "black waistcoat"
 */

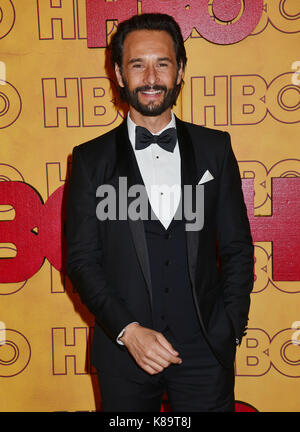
xmin=130 ymin=147 xmax=201 ymax=343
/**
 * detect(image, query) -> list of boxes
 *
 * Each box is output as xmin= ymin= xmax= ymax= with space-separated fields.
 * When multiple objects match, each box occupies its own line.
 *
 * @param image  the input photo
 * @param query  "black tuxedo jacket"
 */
xmin=65 ymin=117 xmax=254 ymax=381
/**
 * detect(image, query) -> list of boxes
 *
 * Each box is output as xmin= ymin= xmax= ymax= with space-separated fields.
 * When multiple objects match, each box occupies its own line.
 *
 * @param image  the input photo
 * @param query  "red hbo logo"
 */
xmin=235 ymin=401 xmax=258 ymax=412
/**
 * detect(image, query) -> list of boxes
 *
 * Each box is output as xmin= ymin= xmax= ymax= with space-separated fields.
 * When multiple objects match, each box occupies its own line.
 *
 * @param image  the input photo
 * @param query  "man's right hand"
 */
xmin=120 ymin=323 xmax=182 ymax=375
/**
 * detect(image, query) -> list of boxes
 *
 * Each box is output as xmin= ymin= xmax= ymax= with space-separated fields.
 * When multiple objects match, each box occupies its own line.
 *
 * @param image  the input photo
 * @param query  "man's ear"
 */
xmin=115 ymin=64 xmax=125 ymax=88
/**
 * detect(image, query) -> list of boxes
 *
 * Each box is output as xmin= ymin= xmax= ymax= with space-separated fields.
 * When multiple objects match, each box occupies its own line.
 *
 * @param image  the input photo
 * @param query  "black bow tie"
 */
xmin=135 ymin=126 xmax=177 ymax=153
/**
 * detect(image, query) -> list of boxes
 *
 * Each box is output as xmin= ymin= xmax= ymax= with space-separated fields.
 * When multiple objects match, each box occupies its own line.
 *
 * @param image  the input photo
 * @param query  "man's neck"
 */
xmin=128 ymin=107 xmax=172 ymax=134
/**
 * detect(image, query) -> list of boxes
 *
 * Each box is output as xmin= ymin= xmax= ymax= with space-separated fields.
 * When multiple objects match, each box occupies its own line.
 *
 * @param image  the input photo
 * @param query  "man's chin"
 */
xmin=138 ymin=107 xmax=165 ymax=117
xmin=133 ymin=101 xmax=169 ymax=117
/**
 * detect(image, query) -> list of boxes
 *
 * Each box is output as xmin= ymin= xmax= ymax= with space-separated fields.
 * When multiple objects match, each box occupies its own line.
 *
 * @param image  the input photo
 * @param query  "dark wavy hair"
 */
xmin=110 ymin=13 xmax=186 ymax=69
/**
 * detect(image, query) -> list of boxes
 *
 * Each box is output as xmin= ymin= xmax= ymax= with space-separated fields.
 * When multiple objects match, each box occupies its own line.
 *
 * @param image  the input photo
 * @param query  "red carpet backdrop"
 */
xmin=0 ymin=0 xmax=300 ymax=412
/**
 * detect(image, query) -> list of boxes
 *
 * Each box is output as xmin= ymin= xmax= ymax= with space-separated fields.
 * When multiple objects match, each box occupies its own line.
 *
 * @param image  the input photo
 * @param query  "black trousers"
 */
xmin=97 ymin=328 xmax=235 ymax=412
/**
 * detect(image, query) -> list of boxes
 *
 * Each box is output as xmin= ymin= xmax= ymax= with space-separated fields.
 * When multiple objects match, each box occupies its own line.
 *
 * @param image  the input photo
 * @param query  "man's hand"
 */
xmin=120 ymin=323 xmax=182 ymax=375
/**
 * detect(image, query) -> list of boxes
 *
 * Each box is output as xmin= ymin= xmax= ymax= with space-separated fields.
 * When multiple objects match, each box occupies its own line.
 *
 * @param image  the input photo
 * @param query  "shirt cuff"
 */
xmin=116 ymin=322 xmax=139 ymax=345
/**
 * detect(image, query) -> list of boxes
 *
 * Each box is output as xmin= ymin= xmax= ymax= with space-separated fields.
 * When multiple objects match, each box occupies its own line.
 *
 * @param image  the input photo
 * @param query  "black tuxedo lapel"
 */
xmin=115 ymin=121 xmax=153 ymax=306
xmin=175 ymin=117 xmax=210 ymax=335
xmin=175 ymin=118 xmax=200 ymax=292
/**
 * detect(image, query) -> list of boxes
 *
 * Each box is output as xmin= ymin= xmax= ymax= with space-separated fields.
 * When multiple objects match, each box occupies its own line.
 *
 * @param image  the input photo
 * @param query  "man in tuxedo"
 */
xmin=66 ymin=13 xmax=254 ymax=412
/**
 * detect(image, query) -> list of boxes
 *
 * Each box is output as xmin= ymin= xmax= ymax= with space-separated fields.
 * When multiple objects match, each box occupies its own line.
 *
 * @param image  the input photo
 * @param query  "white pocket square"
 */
xmin=198 ymin=170 xmax=214 ymax=185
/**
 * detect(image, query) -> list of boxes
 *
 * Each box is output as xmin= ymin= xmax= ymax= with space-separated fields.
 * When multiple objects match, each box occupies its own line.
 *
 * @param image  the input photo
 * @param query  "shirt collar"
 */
xmin=127 ymin=111 xmax=176 ymax=150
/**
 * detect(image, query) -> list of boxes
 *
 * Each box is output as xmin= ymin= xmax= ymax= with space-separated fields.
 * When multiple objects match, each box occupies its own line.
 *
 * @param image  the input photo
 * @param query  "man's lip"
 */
xmin=140 ymin=90 xmax=162 ymax=95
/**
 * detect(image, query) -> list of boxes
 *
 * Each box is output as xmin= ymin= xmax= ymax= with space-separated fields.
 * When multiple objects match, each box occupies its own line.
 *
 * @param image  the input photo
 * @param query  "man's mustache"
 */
xmin=134 ymin=85 xmax=167 ymax=94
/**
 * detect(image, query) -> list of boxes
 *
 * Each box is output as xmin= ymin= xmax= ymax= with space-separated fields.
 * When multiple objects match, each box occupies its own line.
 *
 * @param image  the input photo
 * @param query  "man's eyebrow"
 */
xmin=127 ymin=58 xmax=143 ymax=64
xmin=127 ymin=57 xmax=173 ymax=64
xmin=157 ymin=57 xmax=172 ymax=62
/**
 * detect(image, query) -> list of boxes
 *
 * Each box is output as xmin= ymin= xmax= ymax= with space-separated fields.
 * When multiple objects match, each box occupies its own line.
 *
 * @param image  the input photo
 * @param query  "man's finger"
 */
xmin=155 ymin=333 xmax=181 ymax=358
xmin=143 ymin=347 xmax=173 ymax=368
xmin=142 ymin=364 xmax=162 ymax=375
xmin=142 ymin=358 xmax=165 ymax=373
xmin=152 ymin=342 xmax=182 ymax=365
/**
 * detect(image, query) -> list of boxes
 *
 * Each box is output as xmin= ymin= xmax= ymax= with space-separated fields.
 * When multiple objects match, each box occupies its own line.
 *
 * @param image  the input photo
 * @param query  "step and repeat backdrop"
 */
xmin=0 ymin=0 xmax=300 ymax=412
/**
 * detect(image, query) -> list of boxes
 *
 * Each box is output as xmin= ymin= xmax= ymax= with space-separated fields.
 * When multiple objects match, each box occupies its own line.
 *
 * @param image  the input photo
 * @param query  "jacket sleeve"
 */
xmin=215 ymin=132 xmax=254 ymax=344
xmin=65 ymin=146 xmax=137 ymax=340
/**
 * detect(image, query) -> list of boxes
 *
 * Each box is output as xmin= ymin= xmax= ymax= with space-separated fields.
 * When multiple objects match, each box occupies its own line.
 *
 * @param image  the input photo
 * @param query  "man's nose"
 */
xmin=144 ymin=65 xmax=158 ymax=85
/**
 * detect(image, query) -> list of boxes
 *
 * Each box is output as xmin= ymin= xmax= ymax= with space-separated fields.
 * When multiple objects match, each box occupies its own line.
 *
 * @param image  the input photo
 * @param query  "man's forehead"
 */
xmin=122 ymin=29 xmax=176 ymax=57
xmin=123 ymin=29 xmax=173 ymax=47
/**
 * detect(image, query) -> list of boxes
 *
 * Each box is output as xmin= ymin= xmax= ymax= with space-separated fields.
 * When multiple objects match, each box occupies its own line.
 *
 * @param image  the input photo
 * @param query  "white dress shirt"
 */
xmin=127 ymin=112 xmax=181 ymax=230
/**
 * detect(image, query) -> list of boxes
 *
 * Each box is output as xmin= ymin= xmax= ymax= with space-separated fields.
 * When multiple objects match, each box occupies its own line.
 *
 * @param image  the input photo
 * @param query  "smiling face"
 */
xmin=115 ymin=29 xmax=183 ymax=121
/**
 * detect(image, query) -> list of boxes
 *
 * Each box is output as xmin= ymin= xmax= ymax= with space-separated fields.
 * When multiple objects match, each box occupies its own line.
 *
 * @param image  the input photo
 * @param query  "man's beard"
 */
xmin=120 ymin=76 xmax=180 ymax=117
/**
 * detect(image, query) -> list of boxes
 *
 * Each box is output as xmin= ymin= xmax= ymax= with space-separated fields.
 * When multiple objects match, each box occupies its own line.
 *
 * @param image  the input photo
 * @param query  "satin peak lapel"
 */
xmin=115 ymin=122 xmax=152 ymax=305
xmin=175 ymin=118 xmax=200 ymax=289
